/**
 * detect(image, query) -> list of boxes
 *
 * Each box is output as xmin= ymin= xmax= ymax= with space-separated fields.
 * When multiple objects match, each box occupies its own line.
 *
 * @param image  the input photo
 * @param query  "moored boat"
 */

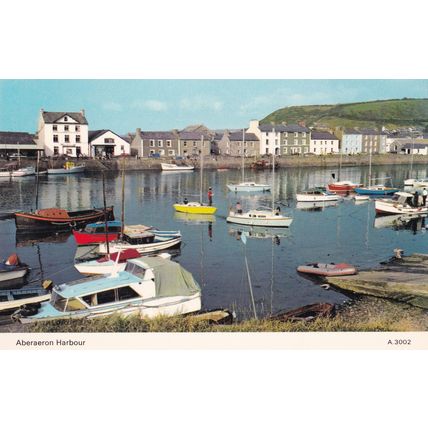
xmin=226 ymin=207 xmax=292 ymax=228
xmin=295 ymin=188 xmax=340 ymax=202
xmin=173 ymin=202 xmax=217 ymax=215
xmin=0 ymin=253 xmax=29 ymax=284
xmin=375 ymin=191 xmax=428 ymax=215
xmin=226 ymin=182 xmax=271 ymax=192
xmin=404 ymin=178 xmax=428 ymax=187
xmin=269 ymin=302 xmax=335 ymax=322
xmin=327 ymin=181 xmax=361 ymax=192
xmin=161 ymin=163 xmax=194 ymax=171
xmin=13 ymin=255 xmax=202 ymax=323
xmin=297 ymin=262 xmax=357 ymax=276
xmin=72 ymin=220 xmax=122 ymax=245
xmin=15 ymin=206 xmax=114 ymax=231
xmin=354 ymin=185 xmax=400 ymax=195
xmin=47 ymin=161 xmax=85 ymax=175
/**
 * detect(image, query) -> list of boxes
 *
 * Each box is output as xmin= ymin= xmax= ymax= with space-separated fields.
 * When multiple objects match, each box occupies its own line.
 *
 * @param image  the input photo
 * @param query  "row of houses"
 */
xmin=1 ymin=109 xmax=428 ymax=159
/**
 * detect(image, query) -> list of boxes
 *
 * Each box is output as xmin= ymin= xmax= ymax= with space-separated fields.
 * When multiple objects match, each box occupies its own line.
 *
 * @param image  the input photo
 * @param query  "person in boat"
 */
xmin=423 ymin=188 xmax=428 ymax=206
xmin=275 ymin=206 xmax=281 ymax=215
xmin=236 ymin=202 xmax=242 ymax=214
xmin=414 ymin=191 xmax=420 ymax=207
xmin=207 ymin=187 xmax=213 ymax=206
xmin=183 ymin=197 xmax=188 ymax=205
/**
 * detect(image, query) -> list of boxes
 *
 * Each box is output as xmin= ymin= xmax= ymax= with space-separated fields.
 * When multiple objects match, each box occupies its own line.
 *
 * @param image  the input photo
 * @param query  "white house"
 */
xmin=247 ymin=119 xmax=284 ymax=155
xmin=36 ymin=109 xmax=89 ymax=157
xmin=310 ymin=131 xmax=339 ymax=155
xmin=88 ymin=130 xmax=130 ymax=157
xmin=339 ymin=129 xmax=362 ymax=154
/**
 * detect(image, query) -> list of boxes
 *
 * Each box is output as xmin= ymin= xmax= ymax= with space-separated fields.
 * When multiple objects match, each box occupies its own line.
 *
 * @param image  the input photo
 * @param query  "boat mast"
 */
xmin=272 ymin=151 xmax=275 ymax=212
xmin=35 ymin=150 xmax=40 ymax=211
xmin=338 ymin=149 xmax=342 ymax=181
xmin=120 ymin=158 xmax=126 ymax=240
xmin=410 ymin=138 xmax=415 ymax=178
xmin=368 ymin=140 xmax=372 ymax=186
xmin=102 ymin=170 xmax=110 ymax=254
xmin=199 ymin=135 xmax=203 ymax=205
xmin=17 ymin=140 xmax=21 ymax=168
xmin=242 ymin=129 xmax=245 ymax=182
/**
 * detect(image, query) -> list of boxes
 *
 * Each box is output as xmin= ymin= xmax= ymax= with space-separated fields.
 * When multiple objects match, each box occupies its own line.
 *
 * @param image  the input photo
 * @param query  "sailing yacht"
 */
xmin=173 ymin=136 xmax=217 ymax=214
xmin=226 ymin=129 xmax=271 ymax=192
xmin=226 ymin=153 xmax=292 ymax=227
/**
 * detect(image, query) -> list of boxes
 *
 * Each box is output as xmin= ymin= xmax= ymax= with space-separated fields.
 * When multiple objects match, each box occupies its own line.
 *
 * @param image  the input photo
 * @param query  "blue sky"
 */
xmin=1 ymin=79 xmax=427 ymax=134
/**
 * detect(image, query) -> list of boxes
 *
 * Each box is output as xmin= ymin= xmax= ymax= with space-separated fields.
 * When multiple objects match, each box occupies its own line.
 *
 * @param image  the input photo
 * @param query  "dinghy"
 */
xmin=297 ymin=262 xmax=357 ymax=277
xmin=0 ymin=253 xmax=29 ymax=284
xmin=269 ymin=303 xmax=335 ymax=322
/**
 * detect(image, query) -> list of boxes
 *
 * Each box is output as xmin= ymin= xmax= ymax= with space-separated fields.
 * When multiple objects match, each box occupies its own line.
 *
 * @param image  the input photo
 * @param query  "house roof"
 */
xmin=42 ymin=111 xmax=88 ymax=125
xmin=88 ymin=129 xmax=130 ymax=143
xmin=179 ymin=131 xmax=211 ymax=140
xmin=140 ymin=131 xmax=178 ymax=140
xmin=343 ymin=128 xmax=361 ymax=134
xmin=0 ymin=131 xmax=36 ymax=145
xmin=311 ymin=131 xmax=338 ymax=140
xmin=228 ymin=132 xmax=259 ymax=141
xmin=402 ymin=143 xmax=428 ymax=149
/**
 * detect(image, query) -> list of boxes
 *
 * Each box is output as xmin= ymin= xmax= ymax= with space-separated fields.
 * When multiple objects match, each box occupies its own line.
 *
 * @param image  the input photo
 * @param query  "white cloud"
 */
xmin=131 ymin=99 xmax=168 ymax=112
xmin=102 ymin=101 xmax=123 ymax=112
xmin=179 ymin=96 xmax=223 ymax=112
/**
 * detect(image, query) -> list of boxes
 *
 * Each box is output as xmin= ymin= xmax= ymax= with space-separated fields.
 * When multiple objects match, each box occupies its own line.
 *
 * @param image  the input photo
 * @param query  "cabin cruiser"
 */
xmin=375 ymin=191 xmax=428 ymax=215
xmin=14 ymin=255 xmax=201 ymax=323
xmin=404 ymin=178 xmax=428 ymax=187
xmin=295 ymin=188 xmax=340 ymax=202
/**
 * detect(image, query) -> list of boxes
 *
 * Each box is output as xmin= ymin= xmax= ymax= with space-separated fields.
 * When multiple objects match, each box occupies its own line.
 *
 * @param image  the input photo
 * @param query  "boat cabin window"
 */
xmin=125 ymin=262 xmax=146 ymax=279
xmin=51 ymin=291 xmax=67 ymax=312
xmin=65 ymin=298 xmax=86 ymax=311
xmin=96 ymin=289 xmax=116 ymax=305
xmin=117 ymin=286 xmax=139 ymax=301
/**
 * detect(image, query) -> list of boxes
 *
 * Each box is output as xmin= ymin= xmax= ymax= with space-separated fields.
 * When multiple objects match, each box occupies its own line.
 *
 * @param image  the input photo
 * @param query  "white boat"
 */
xmin=0 ymin=166 xmax=36 ymax=177
xmin=295 ymin=200 xmax=338 ymax=211
xmin=404 ymin=178 xmax=428 ymax=187
xmin=161 ymin=163 xmax=194 ymax=171
xmin=227 ymin=153 xmax=292 ymax=228
xmin=375 ymin=191 xmax=428 ymax=215
xmin=75 ymin=250 xmax=170 ymax=276
xmin=353 ymin=195 xmax=370 ymax=201
xmin=226 ymin=129 xmax=271 ymax=192
xmin=0 ymin=253 xmax=29 ymax=284
xmin=14 ymin=254 xmax=202 ymax=323
xmin=295 ymin=188 xmax=340 ymax=202
xmin=48 ymin=161 xmax=85 ymax=174
xmin=98 ymin=230 xmax=182 ymax=255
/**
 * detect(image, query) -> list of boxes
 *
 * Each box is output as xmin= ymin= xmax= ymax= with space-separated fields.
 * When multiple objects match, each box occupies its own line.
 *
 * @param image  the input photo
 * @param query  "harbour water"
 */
xmin=0 ymin=162 xmax=426 ymax=319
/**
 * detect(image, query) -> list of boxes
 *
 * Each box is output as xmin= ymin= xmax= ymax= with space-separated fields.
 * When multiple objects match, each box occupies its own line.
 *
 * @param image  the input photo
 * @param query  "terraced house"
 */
xmin=280 ymin=124 xmax=310 ymax=155
xmin=360 ymin=129 xmax=387 ymax=154
xmin=179 ymin=131 xmax=212 ymax=157
xmin=217 ymin=130 xmax=260 ymax=156
xmin=334 ymin=129 xmax=362 ymax=154
xmin=131 ymin=128 xmax=180 ymax=157
xmin=310 ymin=131 xmax=339 ymax=154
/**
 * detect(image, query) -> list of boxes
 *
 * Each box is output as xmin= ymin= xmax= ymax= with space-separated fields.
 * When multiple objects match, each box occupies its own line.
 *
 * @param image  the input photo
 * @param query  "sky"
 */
xmin=1 ymin=79 xmax=428 ymax=134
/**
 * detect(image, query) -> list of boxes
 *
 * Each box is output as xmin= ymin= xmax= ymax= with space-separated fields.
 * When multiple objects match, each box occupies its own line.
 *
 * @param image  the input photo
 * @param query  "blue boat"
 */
xmin=13 ymin=255 xmax=201 ymax=323
xmin=354 ymin=186 xmax=400 ymax=195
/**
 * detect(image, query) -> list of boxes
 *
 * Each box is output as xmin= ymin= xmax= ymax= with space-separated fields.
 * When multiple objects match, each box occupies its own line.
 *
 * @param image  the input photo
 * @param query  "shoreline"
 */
xmin=1 ymin=153 xmax=422 ymax=172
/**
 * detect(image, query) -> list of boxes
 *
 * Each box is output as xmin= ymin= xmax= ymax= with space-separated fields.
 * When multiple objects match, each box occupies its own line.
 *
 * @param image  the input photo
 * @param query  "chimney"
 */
xmin=136 ymin=127 xmax=141 ymax=136
xmin=281 ymin=121 xmax=287 ymax=125
xmin=40 ymin=108 xmax=44 ymax=113
xmin=298 ymin=120 xmax=306 ymax=127
xmin=80 ymin=109 xmax=85 ymax=117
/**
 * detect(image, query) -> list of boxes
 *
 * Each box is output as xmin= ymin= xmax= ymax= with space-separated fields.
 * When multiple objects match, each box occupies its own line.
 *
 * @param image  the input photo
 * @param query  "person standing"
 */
xmin=207 ymin=187 xmax=213 ymax=206
xmin=236 ymin=201 xmax=242 ymax=214
xmin=423 ymin=188 xmax=428 ymax=206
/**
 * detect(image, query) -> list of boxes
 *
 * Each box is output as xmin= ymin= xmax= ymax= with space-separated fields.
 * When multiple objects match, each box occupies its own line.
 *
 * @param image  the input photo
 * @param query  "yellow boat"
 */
xmin=174 ymin=212 xmax=216 ymax=223
xmin=173 ymin=202 xmax=217 ymax=214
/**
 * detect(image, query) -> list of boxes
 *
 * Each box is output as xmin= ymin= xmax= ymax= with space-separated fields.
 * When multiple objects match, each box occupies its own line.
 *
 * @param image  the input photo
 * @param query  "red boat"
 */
xmin=327 ymin=181 xmax=360 ymax=192
xmin=15 ymin=206 xmax=114 ymax=232
xmin=72 ymin=220 xmax=122 ymax=245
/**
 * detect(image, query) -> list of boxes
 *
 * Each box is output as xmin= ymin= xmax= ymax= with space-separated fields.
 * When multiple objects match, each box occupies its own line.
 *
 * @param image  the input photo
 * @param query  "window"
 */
xmin=53 ymin=147 xmax=59 ymax=155
xmin=294 ymin=139 xmax=298 ymax=145
xmin=53 ymin=134 xmax=58 ymax=143
xmin=193 ymin=141 xmax=197 ymax=147
xmin=150 ymin=149 xmax=155 ymax=155
xmin=150 ymin=140 xmax=155 ymax=147
xmin=96 ymin=289 xmax=116 ymax=305
xmin=76 ymin=134 xmax=80 ymax=143
xmin=159 ymin=149 xmax=165 ymax=155
xmin=302 ymin=132 xmax=306 ymax=138
xmin=117 ymin=286 xmax=139 ymax=301
xmin=166 ymin=140 xmax=172 ymax=147
xmin=157 ymin=140 xmax=163 ymax=147
xmin=183 ymin=141 xmax=187 ymax=147
xmin=294 ymin=132 xmax=298 ymax=137
xmin=66 ymin=148 xmax=73 ymax=155
xmin=64 ymin=125 xmax=69 ymax=131
xmin=168 ymin=150 xmax=175 ymax=155
xmin=104 ymin=138 xmax=114 ymax=144
xmin=63 ymin=116 xmax=68 ymax=122
xmin=65 ymin=298 xmax=86 ymax=311
xmin=51 ymin=291 xmax=67 ymax=312
xmin=75 ymin=125 xmax=80 ymax=132
xmin=283 ymin=147 xmax=287 ymax=154
xmin=64 ymin=135 xmax=69 ymax=143
xmin=125 ymin=262 xmax=146 ymax=279
xmin=121 ymin=145 xmax=124 ymax=151
xmin=53 ymin=125 xmax=58 ymax=131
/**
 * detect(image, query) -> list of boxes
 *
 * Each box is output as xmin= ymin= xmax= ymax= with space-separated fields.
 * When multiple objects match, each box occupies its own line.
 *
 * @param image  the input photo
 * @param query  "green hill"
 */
xmin=261 ymin=98 xmax=428 ymax=130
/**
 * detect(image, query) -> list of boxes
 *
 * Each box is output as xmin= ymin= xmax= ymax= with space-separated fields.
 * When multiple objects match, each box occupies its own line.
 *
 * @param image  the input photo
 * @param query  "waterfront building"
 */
xmin=178 ymin=131 xmax=212 ymax=157
xmin=280 ymin=124 xmax=310 ymax=155
xmin=0 ymin=131 xmax=40 ymax=157
xmin=217 ymin=131 xmax=260 ymax=156
xmin=394 ymin=139 xmax=428 ymax=155
xmin=131 ymin=129 xmax=180 ymax=158
xmin=334 ymin=129 xmax=362 ymax=154
xmin=36 ymin=109 xmax=89 ymax=157
xmin=385 ymin=131 xmax=423 ymax=153
xmin=310 ymin=131 xmax=339 ymax=155
xmin=360 ymin=128 xmax=387 ymax=154
xmin=88 ymin=130 xmax=130 ymax=158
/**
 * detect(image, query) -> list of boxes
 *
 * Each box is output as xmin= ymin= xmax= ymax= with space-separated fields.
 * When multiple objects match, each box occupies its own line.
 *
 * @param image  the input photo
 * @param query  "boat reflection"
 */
xmin=228 ymin=225 xmax=288 ymax=243
xmin=374 ymin=214 xmax=427 ymax=233
xmin=16 ymin=231 xmax=72 ymax=247
xmin=295 ymin=200 xmax=339 ymax=211
xmin=173 ymin=212 xmax=216 ymax=224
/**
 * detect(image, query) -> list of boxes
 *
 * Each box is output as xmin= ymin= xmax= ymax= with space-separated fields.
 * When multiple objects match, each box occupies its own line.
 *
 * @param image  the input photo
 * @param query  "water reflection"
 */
xmin=295 ymin=200 xmax=339 ymax=211
xmin=374 ymin=214 xmax=427 ymax=233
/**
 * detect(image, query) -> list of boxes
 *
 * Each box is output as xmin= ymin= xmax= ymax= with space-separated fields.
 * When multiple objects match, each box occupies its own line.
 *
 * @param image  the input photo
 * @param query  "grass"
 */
xmin=29 ymin=297 xmax=428 ymax=333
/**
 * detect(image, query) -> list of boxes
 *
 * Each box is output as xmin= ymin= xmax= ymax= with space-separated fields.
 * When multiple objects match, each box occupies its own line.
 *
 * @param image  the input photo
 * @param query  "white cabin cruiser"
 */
xmin=375 ymin=191 xmax=428 ymax=215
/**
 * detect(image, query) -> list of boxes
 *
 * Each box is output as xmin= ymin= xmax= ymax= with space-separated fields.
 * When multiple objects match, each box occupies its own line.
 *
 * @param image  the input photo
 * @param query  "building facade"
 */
xmin=0 ymin=131 xmax=39 ymax=157
xmin=280 ymin=124 xmax=310 ymax=155
xmin=335 ymin=129 xmax=362 ymax=154
xmin=217 ymin=131 xmax=259 ymax=156
xmin=178 ymin=131 xmax=212 ymax=157
xmin=131 ymin=129 xmax=180 ymax=158
xmin=36 ymin=109 xmax=89 ymax=157
xmin=88 ymin=130 xmax=130 ymax=157
xmin=360 ymin=129 xmax=387 ymax=154
xmin=310 ymin=131 xmax=339 ymax=155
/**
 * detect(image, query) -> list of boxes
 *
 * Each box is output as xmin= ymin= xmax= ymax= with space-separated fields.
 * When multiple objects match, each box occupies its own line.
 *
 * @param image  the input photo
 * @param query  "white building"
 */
xmin=340 ymin=129 xmax=362 ymax=154
xmin=310 ymin=131 xmax=339 ymax=155
xmin=36 ymin=109 xmax=89 ymax=157
xmin=88 ymin=130 xmax=130 ymax=157
xmin=247 ymin=119 xmax=284 ymax=155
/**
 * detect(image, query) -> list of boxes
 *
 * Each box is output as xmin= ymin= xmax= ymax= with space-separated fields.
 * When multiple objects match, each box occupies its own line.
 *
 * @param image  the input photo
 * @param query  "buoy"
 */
xmin=5 ymin=253 xmax=19 ymax=266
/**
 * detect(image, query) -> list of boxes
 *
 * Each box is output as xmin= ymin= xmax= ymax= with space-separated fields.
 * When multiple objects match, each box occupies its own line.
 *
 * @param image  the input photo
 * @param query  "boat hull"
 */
xmin=47 ymin=166 xmax=85 ymax=174
xmin=226 ymin=212 xmax=292 ymax=227
xmin=354 ymin=187 xmax=400 ymax=195
xmin=161 ymin=163 xmax=194 ymax=171
xmin=297 ymin=263 xmax=356 ymax=276
xmin=15 ymin=207 xmax=114 ymax=231
xmin=0 ymin=267 xmax=28 ymax=283
xmin=327 ymin=182 xmax=359 ymax=192
xmin=227 ymin=184 xmax=271 ymax=192
xmin=73 ymin=230 xmax=119 ymax=245
xmin=295 ymin=194 xmax=339 ymax=202
xmin=173 ymin=203 xmax=217 ymax=214
xmin=375 ymin=201 xmax=428 ymax=216
xmin=99 ymin=236 xmax=182 ymax=255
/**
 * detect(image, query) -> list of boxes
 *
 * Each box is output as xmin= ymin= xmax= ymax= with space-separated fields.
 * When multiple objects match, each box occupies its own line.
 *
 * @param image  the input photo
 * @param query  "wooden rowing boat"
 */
xmin=269 ymin=303 xmax=335 ymax=322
